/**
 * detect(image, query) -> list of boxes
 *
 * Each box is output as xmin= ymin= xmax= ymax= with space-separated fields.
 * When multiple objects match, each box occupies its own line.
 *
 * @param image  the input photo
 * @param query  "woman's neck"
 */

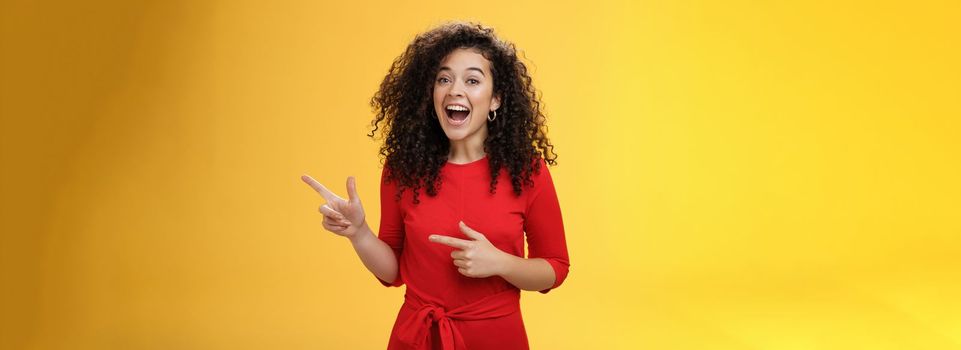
xmin=447 ymin=138 xmax=486 ymax=164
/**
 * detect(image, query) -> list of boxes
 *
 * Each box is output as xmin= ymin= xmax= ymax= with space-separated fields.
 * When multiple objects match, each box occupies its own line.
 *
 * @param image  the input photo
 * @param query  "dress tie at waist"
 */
xmin=396 ymin=288 xmax=520 ymax=350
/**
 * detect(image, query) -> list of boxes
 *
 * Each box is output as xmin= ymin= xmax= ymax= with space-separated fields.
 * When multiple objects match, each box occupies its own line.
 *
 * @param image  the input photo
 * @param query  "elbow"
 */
xmin=376 ymin=271 xmax=403 ymax=287
xmin=537 ymin=258 xmax=570 ymax=294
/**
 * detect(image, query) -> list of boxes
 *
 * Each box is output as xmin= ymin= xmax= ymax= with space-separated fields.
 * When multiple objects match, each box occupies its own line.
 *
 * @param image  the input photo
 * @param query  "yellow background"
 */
xmin=2 ymin=0 xmax=959 ymax=349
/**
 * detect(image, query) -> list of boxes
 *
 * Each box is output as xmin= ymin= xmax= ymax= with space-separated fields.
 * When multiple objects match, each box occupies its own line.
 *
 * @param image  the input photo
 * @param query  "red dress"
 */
xmin=376 ymin=155 xmax=570 ymax=350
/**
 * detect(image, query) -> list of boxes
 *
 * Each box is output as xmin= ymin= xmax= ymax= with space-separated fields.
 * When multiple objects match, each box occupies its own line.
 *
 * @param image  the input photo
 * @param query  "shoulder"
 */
xmin=522 ymin=156 xmax=560 ymax=211
xmin=529 ymin=156 xmax=553 ymax=183
xmin=379 ymin=165 xmax=400 ymax=193
xmin=381 ymin=163 xmax=399 ymax=183
xmin=525 ymin=156 xmax=556 ymax=195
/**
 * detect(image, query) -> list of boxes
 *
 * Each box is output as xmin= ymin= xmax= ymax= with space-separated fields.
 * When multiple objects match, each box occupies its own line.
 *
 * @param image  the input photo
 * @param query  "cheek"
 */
xmin=476 ymin=88 xmax=494 ymax=105
xmin=469 ymin=91 xmax=489 ymax=107
xmin=433 ymin=85 xmax=447 ymax=102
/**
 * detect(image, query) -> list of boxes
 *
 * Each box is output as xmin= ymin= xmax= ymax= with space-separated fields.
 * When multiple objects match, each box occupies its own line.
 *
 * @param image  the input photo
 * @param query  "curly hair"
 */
xmin=368 ymin=21 xmax=557 ymax=204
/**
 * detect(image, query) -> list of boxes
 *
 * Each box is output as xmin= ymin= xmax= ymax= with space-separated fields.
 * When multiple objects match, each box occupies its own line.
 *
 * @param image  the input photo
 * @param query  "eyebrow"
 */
xmin=438 ymin=66 xmax=486 ymax=77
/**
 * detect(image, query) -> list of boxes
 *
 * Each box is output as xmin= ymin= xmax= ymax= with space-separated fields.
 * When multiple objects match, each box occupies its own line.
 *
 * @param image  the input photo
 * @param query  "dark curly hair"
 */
xmin=368 ymin=21 xmax=557 ymax=204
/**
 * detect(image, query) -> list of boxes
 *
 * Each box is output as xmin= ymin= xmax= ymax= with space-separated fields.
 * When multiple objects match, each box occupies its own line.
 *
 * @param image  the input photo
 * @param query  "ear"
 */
xmin=490 ymin=93 xmax=502 ymax=111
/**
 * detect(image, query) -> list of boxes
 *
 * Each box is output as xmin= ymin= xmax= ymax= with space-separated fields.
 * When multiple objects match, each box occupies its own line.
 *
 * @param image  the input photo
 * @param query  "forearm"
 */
xmin=348 ymin=223 xmax=399 ymax=284
xmin=499 ymin=256 xmax=555 ymax=292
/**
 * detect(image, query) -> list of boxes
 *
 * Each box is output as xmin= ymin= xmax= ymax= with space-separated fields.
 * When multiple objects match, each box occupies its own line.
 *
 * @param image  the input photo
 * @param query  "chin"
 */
xmin=441 ymin=129 xmax=469 ymax=141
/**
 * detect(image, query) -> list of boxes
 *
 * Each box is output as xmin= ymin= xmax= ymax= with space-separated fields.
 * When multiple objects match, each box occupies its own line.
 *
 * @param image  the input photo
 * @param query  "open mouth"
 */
xmin=444 ymin=104 xmax=471 ymax=126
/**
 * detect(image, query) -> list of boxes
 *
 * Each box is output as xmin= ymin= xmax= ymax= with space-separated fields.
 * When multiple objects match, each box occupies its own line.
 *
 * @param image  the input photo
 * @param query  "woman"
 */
xmin=301 ymin=22 xmax=570 ymax=349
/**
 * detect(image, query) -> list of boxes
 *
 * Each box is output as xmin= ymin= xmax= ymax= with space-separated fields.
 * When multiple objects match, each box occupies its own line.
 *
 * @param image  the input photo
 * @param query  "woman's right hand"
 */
xmin=301 ymin=174 xmax=367 ymax=238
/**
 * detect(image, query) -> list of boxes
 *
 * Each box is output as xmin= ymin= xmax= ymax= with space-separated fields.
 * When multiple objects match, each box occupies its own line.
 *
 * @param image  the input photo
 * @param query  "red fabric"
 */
xmin=396 ymin=286 xmax=520 ymax=349
xmin=376 ymin=156 xmax=570 ymax=350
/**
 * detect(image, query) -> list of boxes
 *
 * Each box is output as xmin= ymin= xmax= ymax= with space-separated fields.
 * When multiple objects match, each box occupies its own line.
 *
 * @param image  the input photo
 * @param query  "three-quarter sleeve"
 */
xmin=524 ymin=159 xmax=571 ymax=294
xmin=376 ymin=166 xmax=405 ymax=287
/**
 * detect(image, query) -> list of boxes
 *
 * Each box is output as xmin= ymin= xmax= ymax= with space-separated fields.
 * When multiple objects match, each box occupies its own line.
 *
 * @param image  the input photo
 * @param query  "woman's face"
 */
xmin=432 ymin=48 xmax=501 ymax=145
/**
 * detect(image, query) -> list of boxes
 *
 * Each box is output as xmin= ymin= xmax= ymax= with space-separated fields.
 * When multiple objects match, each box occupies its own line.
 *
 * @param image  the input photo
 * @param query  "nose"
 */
xmin=448 ymin=82 xmax=465 ymax=97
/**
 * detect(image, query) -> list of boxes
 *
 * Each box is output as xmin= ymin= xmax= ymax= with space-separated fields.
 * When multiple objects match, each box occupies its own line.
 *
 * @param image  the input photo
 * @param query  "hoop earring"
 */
xmin=488 ymin=110 xmax=497 ymax=122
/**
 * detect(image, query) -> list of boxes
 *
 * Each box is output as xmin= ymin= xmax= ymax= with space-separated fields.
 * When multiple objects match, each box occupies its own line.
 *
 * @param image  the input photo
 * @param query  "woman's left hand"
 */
xmin=429 ymin=221 xmax=516 ymax=278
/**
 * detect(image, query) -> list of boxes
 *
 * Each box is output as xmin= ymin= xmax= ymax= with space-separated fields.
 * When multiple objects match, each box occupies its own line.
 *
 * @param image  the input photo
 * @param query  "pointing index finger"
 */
xmin=301 ymin=174 xmax=342 ymax=202
xmin=429 ymin=235 xmax=471 ymax=249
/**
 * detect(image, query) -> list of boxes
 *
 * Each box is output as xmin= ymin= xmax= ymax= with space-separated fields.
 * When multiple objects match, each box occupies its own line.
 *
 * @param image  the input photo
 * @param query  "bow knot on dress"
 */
xmin=396 ymin=288 xmax=521 ymax=350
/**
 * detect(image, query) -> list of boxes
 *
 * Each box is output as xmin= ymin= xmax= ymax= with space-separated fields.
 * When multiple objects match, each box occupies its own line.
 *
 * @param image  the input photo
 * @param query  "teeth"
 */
xmin=446 ymin=105 xmax=469 ymax=111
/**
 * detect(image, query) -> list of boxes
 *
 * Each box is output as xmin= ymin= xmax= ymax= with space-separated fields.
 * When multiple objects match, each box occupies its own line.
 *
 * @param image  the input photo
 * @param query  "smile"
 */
xmin=444 ymin=104 xmax=471 ymax=126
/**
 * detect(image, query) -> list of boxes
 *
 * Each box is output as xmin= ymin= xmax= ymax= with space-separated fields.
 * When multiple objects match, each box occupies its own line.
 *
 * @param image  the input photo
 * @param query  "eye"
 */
xmin=467 ymin=78 xmax=480 ymax=85
xmin=437 ymin=77 xmax=451 ymax=84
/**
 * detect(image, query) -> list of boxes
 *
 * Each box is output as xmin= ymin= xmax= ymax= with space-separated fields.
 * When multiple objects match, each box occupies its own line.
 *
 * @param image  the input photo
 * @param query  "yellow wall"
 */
xmin=2 ymin=1 xmax=959 ymax=349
